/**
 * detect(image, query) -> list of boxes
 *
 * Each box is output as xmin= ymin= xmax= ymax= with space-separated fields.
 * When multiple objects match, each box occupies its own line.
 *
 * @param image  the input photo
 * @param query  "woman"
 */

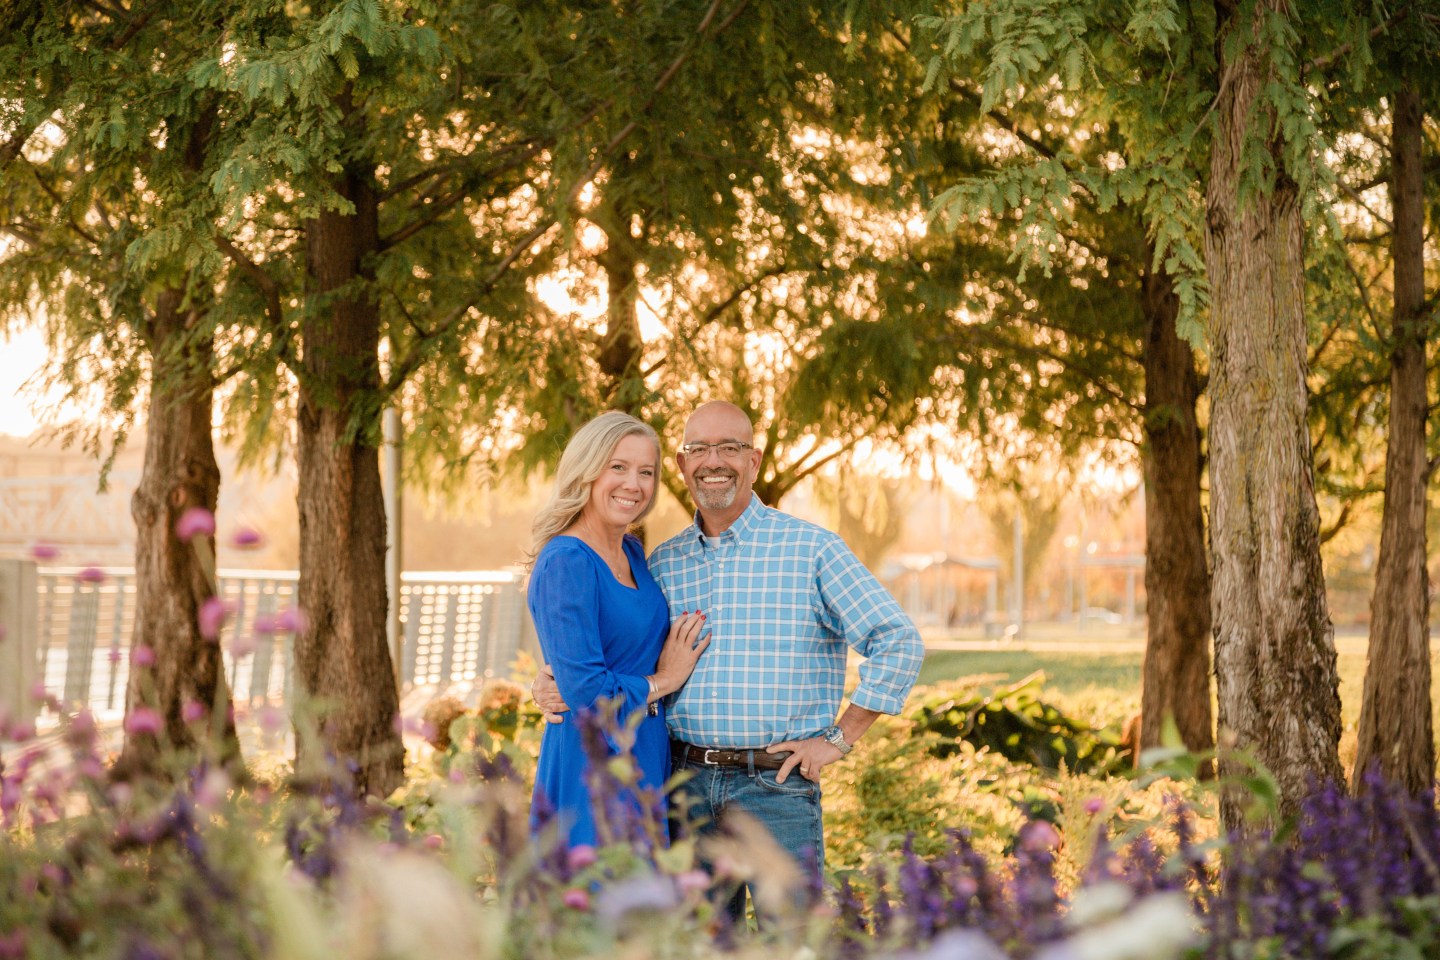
xmin=527 ymin=411 xmax=709 ymax=849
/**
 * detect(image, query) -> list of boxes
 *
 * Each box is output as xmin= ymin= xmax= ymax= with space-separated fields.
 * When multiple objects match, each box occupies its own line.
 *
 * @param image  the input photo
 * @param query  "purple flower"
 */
xmin=125 ymin=707 xmax=163 ymax=736
xmin=197 ymin=597 xmax=234 ymax=640
xmin=131 ymin=645 xmax=156 ymax=667
xmin=230 ymin=526 xmax=264 ymax=549
xmin=1084 ymin=796 xmax=1105 ymax=815
xmin=175 ymin=507 xmax=216 ymax=540
xmin=182 ymin=700 xmax=206 ymax=724
xmin=75 ymin=566 xmax=106 ymax=584
xmin=28 ymin=541 xmax=59 ymax=562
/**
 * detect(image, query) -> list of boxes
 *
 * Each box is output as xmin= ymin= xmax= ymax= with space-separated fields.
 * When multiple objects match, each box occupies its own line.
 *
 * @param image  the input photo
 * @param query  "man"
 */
xmin=534 ymin=401 xmax=923 ymax=908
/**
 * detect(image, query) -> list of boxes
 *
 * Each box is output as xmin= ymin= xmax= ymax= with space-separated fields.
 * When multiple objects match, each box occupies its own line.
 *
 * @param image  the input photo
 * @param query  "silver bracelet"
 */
xmin=645 ymin=675 xmax=658 ymax=701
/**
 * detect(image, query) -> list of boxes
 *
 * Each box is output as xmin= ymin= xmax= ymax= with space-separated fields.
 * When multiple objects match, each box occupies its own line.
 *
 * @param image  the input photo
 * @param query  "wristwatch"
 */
xmin=821 ymin=725 xmax=852 ymax=756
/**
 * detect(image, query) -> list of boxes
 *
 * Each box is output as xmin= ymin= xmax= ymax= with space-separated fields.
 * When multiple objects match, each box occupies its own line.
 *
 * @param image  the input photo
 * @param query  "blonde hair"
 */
xmin=527 ymin=411 xmax=661 ymax=565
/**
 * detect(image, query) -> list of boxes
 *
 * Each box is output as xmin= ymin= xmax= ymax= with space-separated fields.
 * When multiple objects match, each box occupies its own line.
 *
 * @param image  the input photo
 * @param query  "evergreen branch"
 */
xmin=1344 ymin=155 xmax=1440 ymax=195
xmin=378 ymin=143 xmax=546 ymax=251
xmin=947 ymin=77 xmax=1061 ymax=161
xmin=961 ymin=318 xmax=1141 ymax=415
xmin=212 ymin=233 xmax=289 ymax=360
xmin=382 ymin=0 xmax=751 ymax=395
xmin=1307 ymin=5 xmax=1412 ymax=75
xmin=1337 ymin=177 xmax=1392 ymax=231
xmin=26 ymin=164 xmax=103 ymax=248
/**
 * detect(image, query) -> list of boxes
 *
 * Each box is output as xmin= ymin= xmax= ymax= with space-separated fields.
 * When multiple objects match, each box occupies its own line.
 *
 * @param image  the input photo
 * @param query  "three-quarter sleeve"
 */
xmin=530 ymin=541 xmax=650 ymax=717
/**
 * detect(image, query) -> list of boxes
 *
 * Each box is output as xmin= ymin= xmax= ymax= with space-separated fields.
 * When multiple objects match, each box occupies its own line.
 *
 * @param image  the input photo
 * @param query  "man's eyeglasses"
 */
xmin=680 ymin=441 xmax=754 ymax=459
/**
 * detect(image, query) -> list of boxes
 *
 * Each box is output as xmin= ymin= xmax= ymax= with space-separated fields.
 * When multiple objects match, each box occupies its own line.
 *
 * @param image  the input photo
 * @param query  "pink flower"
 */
xmin=676 ymin=870 xmax=710 ymax=895
xmin=75 ymin=566 xmax=106 ymax=584
xmin=231 ymin=633 xmax=257 ymax=657
xmin=563 ymin=888 xmax=591 ymax=911
xmin=28 ymin=541 xmax=59 ymax=562
xmin=1084 ymin=796 xmax=1105 ymax=815
xmin=274 ymin=606 xmax=308 ymax=634
xmin=422 ymin=833 xmax=444 ymax=851
xmin=28 ymin=681 xmax=48 ymax=702
xmin=182 ymin=700 xmax=206 ymax=724
xmin=257 ymin=704 xmax=286 ymax=733
xmin=130 ymin=645 xmax=156 ymax=667
xmin=125 ymin=707 xmax=163 ymax=736
xmin=230 ymin=526 xmax=264 ymax=549
xmin=1020 ymin=820 xmax=1062 ymax=853
xmin=197 ymin=597 xmax=234 ymax=640
xmin=175 ymin=507 xmax=216 ymax=540
xmin=8 ymin=722 xmax=35 ymax=743
xmin=567 ymin=845 xmax=598 ymax=871
xmin=252 ymin=614 xmax=279 ymax=636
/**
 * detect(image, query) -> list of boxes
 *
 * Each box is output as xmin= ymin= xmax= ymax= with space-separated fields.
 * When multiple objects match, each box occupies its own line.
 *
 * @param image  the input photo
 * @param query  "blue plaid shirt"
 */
xmin=648 ymin=498 xmax=923 ymax=748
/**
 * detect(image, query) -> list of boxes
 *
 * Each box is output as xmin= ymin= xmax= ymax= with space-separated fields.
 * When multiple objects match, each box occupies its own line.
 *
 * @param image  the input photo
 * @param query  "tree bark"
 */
xmin=295 ymin=160 xmax=404 ymax=798
xmin=115 ymin=288 xmax=238 ymax=779
xmin=1139 ymin=262 xmax=1214 ymax=762
xmin=1353 ymin=82 xmax=1433 ymax=794
xmin=1205 ymin=0 xmax=1342 ymax=831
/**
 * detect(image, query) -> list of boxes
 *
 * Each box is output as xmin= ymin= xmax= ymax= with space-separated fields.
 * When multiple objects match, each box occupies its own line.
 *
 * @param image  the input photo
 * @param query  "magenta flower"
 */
xmin=175 ymin=507 xmax=216 ymax=540
xmin=28 ymin=681 xmax=48 ymax=702
xmin=75 ymin=566 xmax=106 ymax=584
xmin=232 ymin=633 xmax=257 ymax=657
xmin=197 ymin=596 xmax=234 ymax=640
xmin=130 ymin=645 xmax=156 ymax=667
xmin=230 ymin=526 xmax=264 ymax=549
xmin=8 ymin=721 xmax=35 ymax=743
xmin=257 ymin=704 xmax=286 ymax=733
xmin=182 ymin=700 xmax=206 ymax=724
xmin=563 ymin=889 xmax=591 ymax=911
xmin=125 ymin=707 xmax=163 ymax=736
xmin=567 ymin=844 xmax=598 ymax=871
xmin=0 ymin=928 xmax=26 ymax=959
xmin=252 ymin=613 xmax=279 ymax=636
xmin=274 ymin=606 xmax=308 ymax=634
xmin=28 ymin=541 xmax=59 ymax=562
xmin=1084 ymin=796 xmax=1105 ymax=815
xmin=422 ymin=833 xmax=444 ymax=851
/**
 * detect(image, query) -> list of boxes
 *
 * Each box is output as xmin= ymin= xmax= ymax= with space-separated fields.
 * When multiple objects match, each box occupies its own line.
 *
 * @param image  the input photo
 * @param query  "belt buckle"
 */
xmin=702 ymin=748 xmax=721 ymax=765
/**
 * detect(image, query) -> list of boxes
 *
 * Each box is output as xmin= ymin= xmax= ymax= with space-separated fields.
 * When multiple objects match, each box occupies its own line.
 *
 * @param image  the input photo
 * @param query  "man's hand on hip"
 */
xmin=531 ymin=665 xmax=569 ymax=724
xmin=766 ymin=737 xmax=843 ymax=784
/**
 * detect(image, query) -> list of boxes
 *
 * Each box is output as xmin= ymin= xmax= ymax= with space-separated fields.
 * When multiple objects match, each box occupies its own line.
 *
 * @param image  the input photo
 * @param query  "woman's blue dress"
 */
xmin=528 ymin=533 xmax=670 ymax=848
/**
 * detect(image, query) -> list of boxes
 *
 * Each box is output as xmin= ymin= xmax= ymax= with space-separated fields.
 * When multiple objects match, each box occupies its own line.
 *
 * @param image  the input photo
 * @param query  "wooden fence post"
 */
xmin=0 ymin=559 xmax=38 ymax=731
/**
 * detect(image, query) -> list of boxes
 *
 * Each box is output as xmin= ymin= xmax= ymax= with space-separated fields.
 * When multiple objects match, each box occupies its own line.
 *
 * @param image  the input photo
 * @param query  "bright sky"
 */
xmin=0 ymin=322 xmax=61 ymax=438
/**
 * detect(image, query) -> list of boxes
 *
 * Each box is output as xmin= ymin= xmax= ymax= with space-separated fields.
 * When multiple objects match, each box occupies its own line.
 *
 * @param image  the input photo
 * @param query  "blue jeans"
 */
xmin=672 ymin=751 xmax=823 ymax=923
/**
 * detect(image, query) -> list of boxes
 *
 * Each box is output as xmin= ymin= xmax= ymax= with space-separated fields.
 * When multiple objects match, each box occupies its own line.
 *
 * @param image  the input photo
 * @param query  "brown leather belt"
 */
xmin=673 ymin=742 xmax=791 ymax=771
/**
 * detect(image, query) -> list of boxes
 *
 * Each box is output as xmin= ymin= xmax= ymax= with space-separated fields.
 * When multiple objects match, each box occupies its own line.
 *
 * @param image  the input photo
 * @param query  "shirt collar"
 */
xmin=688 ymin=495 xmax=766 ymax=547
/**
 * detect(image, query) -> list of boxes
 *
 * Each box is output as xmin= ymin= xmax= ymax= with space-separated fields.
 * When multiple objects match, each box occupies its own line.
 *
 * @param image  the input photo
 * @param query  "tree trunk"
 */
xmin=295 ymin=160 xmax=403 ymax=798
xmin=1139 ymin=262 xmax=1214 ymax=762
xmin=1205 ymin=0 xmax=1342 ymax=831
xmin=115 ymin=288 xmax=238 ymax=779
xmin=596 ymin=206 xmax=646 ymax=413
xmin=1353 ymin=83 xmax=1432 ymax=794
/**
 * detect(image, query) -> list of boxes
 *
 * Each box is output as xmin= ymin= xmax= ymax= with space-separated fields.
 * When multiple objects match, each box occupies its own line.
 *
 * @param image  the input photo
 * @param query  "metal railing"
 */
xmin=32 ymin=567 xmax=533 ymax=718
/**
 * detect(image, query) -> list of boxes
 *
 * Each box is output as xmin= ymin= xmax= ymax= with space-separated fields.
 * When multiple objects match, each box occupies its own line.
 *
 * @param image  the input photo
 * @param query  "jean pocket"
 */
xmin=755 ymin=769 xmax=821 ymax=799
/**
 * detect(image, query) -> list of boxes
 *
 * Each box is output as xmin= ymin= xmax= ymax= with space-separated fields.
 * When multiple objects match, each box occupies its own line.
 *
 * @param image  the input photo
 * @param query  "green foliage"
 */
xmin=907 ymin=671 xmax=1126 ymax=775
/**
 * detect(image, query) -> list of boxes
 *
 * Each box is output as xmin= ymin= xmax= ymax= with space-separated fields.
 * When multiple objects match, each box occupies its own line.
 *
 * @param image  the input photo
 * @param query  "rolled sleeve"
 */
xmin=815 ymin=539 xmax=924 ymax=715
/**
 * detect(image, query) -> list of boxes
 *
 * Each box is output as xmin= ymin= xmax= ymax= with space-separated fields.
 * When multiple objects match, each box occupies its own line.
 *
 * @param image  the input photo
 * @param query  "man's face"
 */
xmin=677 ymin=407 xmax=761 ymax=514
